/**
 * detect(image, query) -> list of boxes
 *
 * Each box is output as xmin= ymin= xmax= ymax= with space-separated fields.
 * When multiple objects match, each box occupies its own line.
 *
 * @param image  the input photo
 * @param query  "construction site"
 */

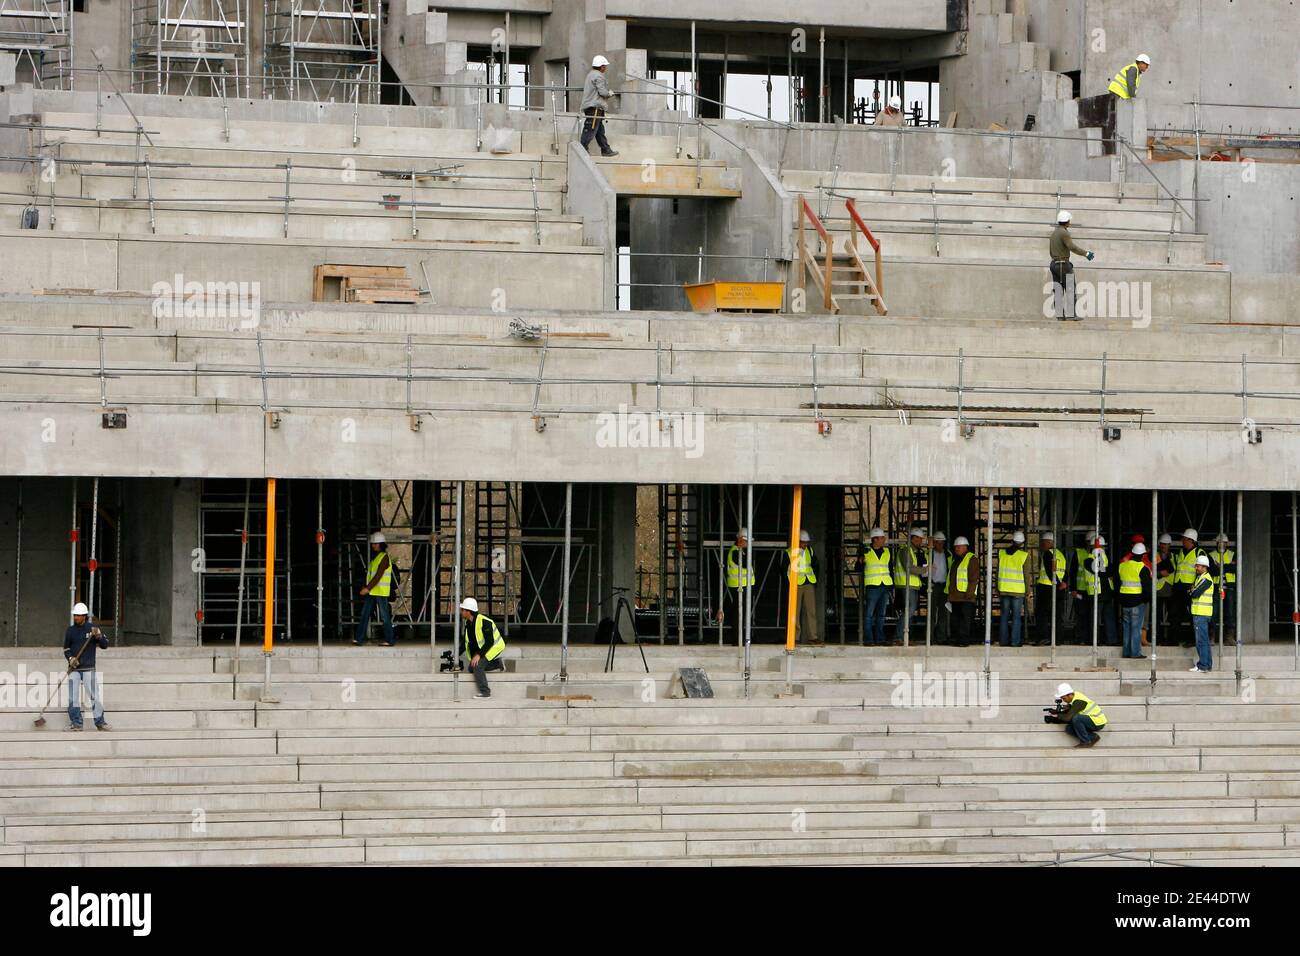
xmin=0 ymin=0 xmax=1299 ymax=870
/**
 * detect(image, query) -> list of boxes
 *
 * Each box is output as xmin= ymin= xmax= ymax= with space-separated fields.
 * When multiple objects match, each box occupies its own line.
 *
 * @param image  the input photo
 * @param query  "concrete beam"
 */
xmin=565 ymin=142 xmax=619 ymax=310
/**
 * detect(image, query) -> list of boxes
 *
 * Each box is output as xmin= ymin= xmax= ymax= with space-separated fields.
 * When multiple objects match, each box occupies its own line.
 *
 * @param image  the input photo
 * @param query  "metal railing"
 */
xmin=2 ymin=328 xmax=1297 ymax=432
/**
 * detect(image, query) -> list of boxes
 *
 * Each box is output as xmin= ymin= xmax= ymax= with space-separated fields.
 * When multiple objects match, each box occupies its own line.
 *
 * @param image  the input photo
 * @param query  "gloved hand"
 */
xmin=1086 ymin=251 xmax=1095 ymax=261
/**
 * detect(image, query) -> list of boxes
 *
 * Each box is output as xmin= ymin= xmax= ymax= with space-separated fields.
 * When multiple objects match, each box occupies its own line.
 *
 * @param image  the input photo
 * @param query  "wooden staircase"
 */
xmin=796 ymin=197 xmax=888 ymax=316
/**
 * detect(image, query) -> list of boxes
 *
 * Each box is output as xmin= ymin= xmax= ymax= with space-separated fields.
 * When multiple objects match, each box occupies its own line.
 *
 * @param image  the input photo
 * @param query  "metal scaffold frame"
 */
xmin=0 ymin=0 xmax=72 ymax=89
xmin=263 ymin=0 xmax=381 ymax=104
xmin=130 ymin=0 xmax=251 ymax=97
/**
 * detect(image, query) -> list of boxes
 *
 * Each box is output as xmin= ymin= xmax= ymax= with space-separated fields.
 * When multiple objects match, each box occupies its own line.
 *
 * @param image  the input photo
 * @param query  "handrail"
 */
xmin=844 ymin=199 xmax=879 ymax=253
xmin=845 ymin=198 xmax=886 ymax=316
xmin=796 ymin=197 xmax=834 ymax=312
xmin=799 ymin=197 xmax=830 ymax=242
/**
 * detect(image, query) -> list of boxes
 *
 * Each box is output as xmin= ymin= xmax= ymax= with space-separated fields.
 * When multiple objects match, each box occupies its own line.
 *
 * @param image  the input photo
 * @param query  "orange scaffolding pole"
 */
xmin=786 ymin=485 xmax=803 ymax=652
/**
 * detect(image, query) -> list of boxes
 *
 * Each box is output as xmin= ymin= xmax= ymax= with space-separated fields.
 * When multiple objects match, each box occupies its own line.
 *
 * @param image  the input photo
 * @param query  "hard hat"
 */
xmin=1195 ymin=554 xmax=1211 ymax=567
xmin=799 ymin=530 xmax=811 ymax=543
xmin=1057 ymin=210 xmax=1072 ymax=224
xmin=1012 ymin=531 xmax=1026 ymax=544
xmin=869 ymin=528 xmax=886 ymax=539
xmin=1158 ymin=533 xmax=1173 ymax=545
xmin=1041 ymin=531 xmax=1055 ymax=541
xmin=1136 ymin=53 xmax=1151 ymax=65
xmin=72 ymin=602 xmax=89 ymax=616
xmin=1132 ymin=543 xmax=1147 ymax=555
xmin=1215 ymin=532 xmax=1229 ymax=543
xmin=1183 ymin=528 xmax=1198 ymax=541
xmin=931 ymin=531 xmax=947 ymax=542
xmin=592 ymin=54 xmax=609 ymax=68
xmin=1131 ymin=533 xmax=1145 ymax=543
xmin=888 ymin=95 xmax=901 ymax=109
xmin=737 ymin=527 xmax=749 ymax=539
xmin=1056 ymin=682 xmax=1074 ymax=697
xmin=953 ymin=536 xmax=970 ymax=547
xmin=910 ymin=527 xmax=926 ymax=538
xmin=1094 ymin=535 xmax=1107 ymax=546
xmin=460 ymin=597 xmax=479 ymax=613
xmin=370 ymin=532 xmax=386 ymax=544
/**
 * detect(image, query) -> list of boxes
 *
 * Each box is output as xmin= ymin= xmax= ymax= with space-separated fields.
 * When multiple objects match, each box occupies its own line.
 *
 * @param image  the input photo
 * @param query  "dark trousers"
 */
xmin=1050 ymin=259 xmax=1076 ymax=319
xmin=725 ymin=587 xmax=748 ymax=646
xmin=928 ymin=583 xmax=950 ymax=643
xmin=355 ymin=594 xmax=394 ymax=644
xmin=1065 ymin=713 xmax=1103 ymax=744
xmin=469 ymin=654 xmax=505 ymax=695
xmin=580 ymin=107 xmax=612 ymax=153
xmin=1035 ymin=584 xmax=1065 ymax=643
xmin=1169 ymin=584 xmax=1192 ymax=644
xmin=950 ymin=601 xmax=976 ymax=646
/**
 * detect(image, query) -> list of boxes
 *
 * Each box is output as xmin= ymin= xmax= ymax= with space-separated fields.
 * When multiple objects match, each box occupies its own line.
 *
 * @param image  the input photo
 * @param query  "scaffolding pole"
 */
xmin=1235 ymin=491 xmax=1243 ymax=691
xmin=68 ymin=477 xmax=77 ymax=624
xmin=560 ymin=481 xmax=572 ymax=683
xmin=233 ymin=479 xmax=250 ymax=681
xmin=1218 ymin=492 xmax=1226 ymax=658
xmin=114 ymin=481 xmax=122 ymax=643
xmin=261 ymin=477 xmax=276 ymax=702
xmin=982 ymin=489 xmax=993 ymax=684
xmin=785 ymin=485 xmax=802 ymax=688
xmin=452 ymin=480 xmax=463 ymax=701
xmin=1150 ymin=490 xmax=1159 ymax=692
xmin=1292 ymin=491 xmax=1298 ymax=672
xmin=1092 ymin=492 xmax=1101 ymax=667
xmin=717 ymin=485 xmax=724 ymax=646
xmin=744 ymin=483 xmax=753 ymax=697
xmin=1050 ymin=495 xmax=1059 ymax=666
xmin=316 ymin=479 xmax=323 ymax=666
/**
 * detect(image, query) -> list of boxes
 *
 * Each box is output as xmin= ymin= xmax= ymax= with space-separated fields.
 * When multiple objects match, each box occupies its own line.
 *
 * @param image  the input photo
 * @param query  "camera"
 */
xmin=438 ymin=650 xmax=459 ymax=673
xmin=1042 ymin=698 xmax=1068 ymax=723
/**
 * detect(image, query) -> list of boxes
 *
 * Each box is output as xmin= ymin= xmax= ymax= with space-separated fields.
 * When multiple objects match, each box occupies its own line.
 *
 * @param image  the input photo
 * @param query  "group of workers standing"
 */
xmin=722 ymin=523 xmax=1236 ymax=672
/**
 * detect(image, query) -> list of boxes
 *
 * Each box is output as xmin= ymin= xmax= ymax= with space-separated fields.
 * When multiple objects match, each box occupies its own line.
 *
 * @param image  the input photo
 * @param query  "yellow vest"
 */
xmin=997 ymin=548 xmax=1029 ymax=594
xmin=1107 ymin=62 xmax=1142 ymax=98
xmin=1074 ymin=547 xmax=1096 ymax=595
xmin=466 ymin=613 xmax=506 ymax=660
xmin=953 ymin=552 xmax=974 ymax=592
xmin=894 ymin=546 xmax=923 ymax=588
xmin=787 ymin=545 xmax=816 ymax=585
xmin=863 ymin=547 xmax=893 ymax=587
xmin=1072 ymin=690 xmax=1107 ymax=726
xmin=1155 ymin=551 xmax=1173 ymax=591
xmin=1118 ymin=558 xmax=1144 ymax=594
xmin=726 ymin=546 xmax=754 ymax=589
xmin=367 ymin=552 xmax=392 ymax=597
xmin=1174 ymin=548 xmax=1204 ymax=585
xmin=1037 ymin=548 xmax=1065 ymax=586
xmin=1191 ymin=572 xmax=1215 ymax=617
xmin=1213 ymin=549 xmax=1235 ymax=585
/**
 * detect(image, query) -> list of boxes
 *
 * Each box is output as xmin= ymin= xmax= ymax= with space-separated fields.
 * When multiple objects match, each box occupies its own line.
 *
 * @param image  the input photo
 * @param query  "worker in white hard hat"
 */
xmin=872 ymin=94 xmax=905 ymax=127
xmin=1173 ymin=528 xmax=1214 ymax=648
xmin=893 ymin=527 xmax=928 ymax=645
xmin=1044 ymin=681 xmax=1108 ymax=748
xmin=1032 ymin=530 xmax=1068 ymax=646
xmin=946 ymin=535 xmax=979 ymax=647
xmin=860 ymin=527 xmax=893 ymax=646
xmin=927 ymin=531 xmax=951 ymax=644
xmin=997 ymin=531 xmax=1030 ymax=647
xmin=1071 ymin=532 xmax=1117 ymax=646
xmin=1117 ymin=542 xmax=1153 ymax=659
xmin=719 ymin=527 xmax=755 ymax=647
xmin=1048 ymin=210 xmax=1095 ymax=321
xmin=1211 ymin=531 xmax=1237 ymax=641
xmin=354 ymin=531 xmax=395 ymax=646
xmin=63 ymin=601 xmax=110 ymax=731
xmin=1189 ymin=554 xmax=1215 ymax=673
xmin=459 ymin=597 xmax=506 ymax=698
xmin=1108 ymin=53 xmax=1151 ymax=100
xmin=785 ymin=529 xmax=820 ymax=644
xmin=580 ymin=54 xmax=619 ymax=157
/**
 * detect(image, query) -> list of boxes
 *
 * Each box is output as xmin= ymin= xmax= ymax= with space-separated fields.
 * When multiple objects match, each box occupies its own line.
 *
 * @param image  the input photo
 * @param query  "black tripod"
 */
xmin=601 ymin=586 xmax=648 ymax=674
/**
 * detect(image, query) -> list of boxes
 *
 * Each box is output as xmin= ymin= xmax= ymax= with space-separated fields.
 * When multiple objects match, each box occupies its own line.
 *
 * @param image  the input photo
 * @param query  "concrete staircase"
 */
xmin=1 ymin=645 xmax=1297 ymax=865
xmin=782 ymin=169 xmax=1229 ymax=322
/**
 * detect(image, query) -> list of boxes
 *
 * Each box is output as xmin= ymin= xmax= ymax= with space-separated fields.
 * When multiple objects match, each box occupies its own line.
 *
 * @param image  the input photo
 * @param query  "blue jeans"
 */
xmin=67 ymin=669 xmax=105 ymax=727
xmin=864 ymin=587 xmax=889 ymax=645
xmin=1121 ymin=604 xmax=1147 ymax=658
xmin=1193 ymin=615 xmax=1213 ymax=671
xmin=895 ymin=588 xmax=919 ymax=643
xmin=355 ymin=594 xmax=395 ymax=645
xmin=998 ymin=594 xmax=1024 ymax=646
xmin=1066 ymin=713 xmax=1102 ymax=744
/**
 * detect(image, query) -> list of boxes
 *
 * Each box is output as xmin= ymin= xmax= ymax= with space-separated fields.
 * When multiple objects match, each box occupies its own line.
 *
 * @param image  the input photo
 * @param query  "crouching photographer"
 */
xmin=1044 ymin=681 xmax=1108 ymax=748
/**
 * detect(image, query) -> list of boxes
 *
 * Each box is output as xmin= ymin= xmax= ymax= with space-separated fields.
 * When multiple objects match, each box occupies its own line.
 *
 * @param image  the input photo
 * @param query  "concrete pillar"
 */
xmin=169 ymin=479 xmax=201 ymax=646
xmin=601 ymin=483 xmax=637 ymax=605
xmin=1240 ymin=491 xmax=1270 ymax=644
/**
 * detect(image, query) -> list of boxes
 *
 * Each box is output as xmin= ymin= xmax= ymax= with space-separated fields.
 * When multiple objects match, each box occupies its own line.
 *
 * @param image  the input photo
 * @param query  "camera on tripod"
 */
xmin=1042 ymin=698 xmax=1069 ymax=723
xmin=438 ymin=650 xmax=459 ymax=673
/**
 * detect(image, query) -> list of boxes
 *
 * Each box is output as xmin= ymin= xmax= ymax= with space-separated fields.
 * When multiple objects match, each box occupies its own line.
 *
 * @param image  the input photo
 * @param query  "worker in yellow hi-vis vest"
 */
xmin=997 ymin=531 xmax=1029 ymax=647
xmin=1045 ymin=682 xmax=1109 ymax=748
xmin=1107 ymin=53 xmax=1151 ymax=99
xmin=354 ymin=532 xmax=396 ymax=646
xmin=785 ymin=529 xmax=820 ymax=644
xmin=718 ymin=528 xmax=755 ymax=647
xmin=459 ymin=597 xmax=506 ymax=698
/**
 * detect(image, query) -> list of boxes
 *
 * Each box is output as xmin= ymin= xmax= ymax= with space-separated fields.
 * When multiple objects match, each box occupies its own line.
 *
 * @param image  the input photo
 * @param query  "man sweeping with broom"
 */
xmin=62 ymin=602 xmax=110 ymax=731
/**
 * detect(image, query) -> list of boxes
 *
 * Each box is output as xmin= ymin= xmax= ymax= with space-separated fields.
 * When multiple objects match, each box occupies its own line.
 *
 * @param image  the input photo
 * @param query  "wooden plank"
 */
xmin=538 ymin=694 xmax=594 ymax=701
xmin=342 ymin=276 xmax=415 ymax=291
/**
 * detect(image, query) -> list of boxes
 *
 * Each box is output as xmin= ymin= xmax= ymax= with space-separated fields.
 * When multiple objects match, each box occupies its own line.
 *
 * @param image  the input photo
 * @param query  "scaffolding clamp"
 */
xmin=408 ymin=413 xmax=422 ymax=433
xmin=266 ymin=411 xmax=282 ymax=429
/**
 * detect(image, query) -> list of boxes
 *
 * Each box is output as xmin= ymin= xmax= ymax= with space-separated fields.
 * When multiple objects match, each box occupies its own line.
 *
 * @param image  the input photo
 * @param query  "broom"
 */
xmin=34 ymin=632 xmax=96 ymax=728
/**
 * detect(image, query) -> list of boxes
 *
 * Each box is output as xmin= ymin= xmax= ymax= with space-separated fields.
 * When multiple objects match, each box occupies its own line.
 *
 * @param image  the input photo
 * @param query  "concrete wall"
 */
xmin=565 ymin=142 xmax=618 ymax=308
xmin=1174 ymin=161 xmax=1300 ymax=276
